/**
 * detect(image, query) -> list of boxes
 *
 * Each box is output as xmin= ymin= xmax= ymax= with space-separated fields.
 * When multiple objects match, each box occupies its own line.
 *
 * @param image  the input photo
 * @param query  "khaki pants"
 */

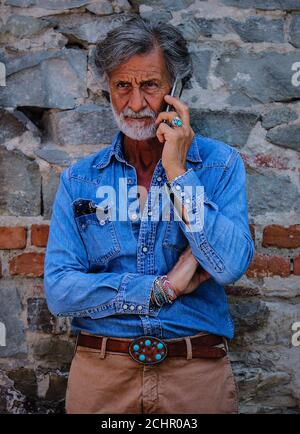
xmin=65 ymin=332 xmax=239 ymax=414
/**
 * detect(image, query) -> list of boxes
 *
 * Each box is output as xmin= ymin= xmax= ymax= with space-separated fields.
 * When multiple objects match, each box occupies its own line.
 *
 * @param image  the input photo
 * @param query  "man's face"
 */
xmin=108 ymin=46 xmax=172 ymax=140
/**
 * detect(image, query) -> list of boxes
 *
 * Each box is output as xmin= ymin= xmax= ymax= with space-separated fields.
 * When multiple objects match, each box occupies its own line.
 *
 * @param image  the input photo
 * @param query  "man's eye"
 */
xmin=144 ymin=82 xmax=157 ymax=88
xmin=117 ymin=83 xmax=130 ymax=88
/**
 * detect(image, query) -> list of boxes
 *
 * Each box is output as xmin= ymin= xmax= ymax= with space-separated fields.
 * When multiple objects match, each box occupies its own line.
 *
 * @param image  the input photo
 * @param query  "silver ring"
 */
xmin=171 ymin=116 xmax=183 ymax=127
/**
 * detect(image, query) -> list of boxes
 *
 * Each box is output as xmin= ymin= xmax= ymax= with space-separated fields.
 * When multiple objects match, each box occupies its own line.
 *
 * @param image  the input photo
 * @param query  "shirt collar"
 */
xmin=93 ymin=130 xmax=202 ymax=170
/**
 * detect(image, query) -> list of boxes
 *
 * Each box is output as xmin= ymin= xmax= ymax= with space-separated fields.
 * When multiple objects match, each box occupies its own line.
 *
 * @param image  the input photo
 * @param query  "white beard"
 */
xmin=110 ymin=101 xmax=158 ymax=140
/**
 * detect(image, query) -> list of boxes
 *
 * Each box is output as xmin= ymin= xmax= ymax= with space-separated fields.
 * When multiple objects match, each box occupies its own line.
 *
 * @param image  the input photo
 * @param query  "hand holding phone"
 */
xmin=155 ymin=74 xmax=195 ymax=178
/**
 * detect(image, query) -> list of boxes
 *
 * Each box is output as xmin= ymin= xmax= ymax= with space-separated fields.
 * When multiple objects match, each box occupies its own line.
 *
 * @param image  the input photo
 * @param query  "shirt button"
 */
xmin=137 ymin=305 xmax=143 ymax=311
xmin=81 ymin=224 xmax=86 ymax=229
xmin=180 ymin=191 xmax=185 ymax=197
xmin=175 ymin=185 xmax=181 ymax=191
xmin=123 ymin=304 xmax=128 ymax=310
xmin=185 ymin=198 xmax=191 ymax=204
xmin=148 ymin=211 xmax=152 ymax=216
xmin=127 ymin=179 xmax=133 ymax=184
xmin=130 ymin=305 xmax=135 ymax=311
xmin=142 ymin=246 xmax=148 ymax=253
xmin=157 ymin=176 xmax=162 ymax=182
xmin=131 ymin=213 xmax=138 ymax=221
xmin=99 ymin=219 xmax=106 ymax=225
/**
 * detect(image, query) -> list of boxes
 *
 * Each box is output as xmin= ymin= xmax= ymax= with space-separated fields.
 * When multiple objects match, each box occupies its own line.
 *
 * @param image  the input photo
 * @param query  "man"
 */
xmin=44 ymin=17 xmax=254 ymax=414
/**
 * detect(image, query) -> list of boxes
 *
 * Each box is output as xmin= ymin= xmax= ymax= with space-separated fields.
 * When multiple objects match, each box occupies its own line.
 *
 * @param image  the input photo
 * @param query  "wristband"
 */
xmin=153 ymin=278 xmax=167 ymax=306
xmin=150 ymin=276 xmax=177 ymax=307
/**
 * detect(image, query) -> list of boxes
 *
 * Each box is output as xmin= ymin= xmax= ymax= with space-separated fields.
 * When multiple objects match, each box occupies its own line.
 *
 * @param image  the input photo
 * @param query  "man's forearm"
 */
xmin=44 ymin=262 xmax=162 ymax=319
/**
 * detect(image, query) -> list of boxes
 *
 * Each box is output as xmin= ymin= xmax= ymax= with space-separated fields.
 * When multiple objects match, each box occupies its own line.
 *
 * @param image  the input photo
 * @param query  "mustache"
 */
xmin=121 ymin=108 xmax=157 ymax=119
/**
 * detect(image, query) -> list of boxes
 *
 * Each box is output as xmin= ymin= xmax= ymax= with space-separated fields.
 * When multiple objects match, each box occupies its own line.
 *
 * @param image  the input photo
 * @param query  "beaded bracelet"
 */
xmin=150 ymin=278 xmax=165 ymax=307
xmin=152 ymin=279 xmax=167 ymax=307
xmin=150 ymin=276 xmax=177 ymax=307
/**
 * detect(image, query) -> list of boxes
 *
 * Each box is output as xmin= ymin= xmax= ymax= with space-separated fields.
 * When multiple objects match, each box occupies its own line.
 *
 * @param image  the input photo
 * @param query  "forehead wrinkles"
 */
xmin=114 ymin=68 xmax=162 ymax=84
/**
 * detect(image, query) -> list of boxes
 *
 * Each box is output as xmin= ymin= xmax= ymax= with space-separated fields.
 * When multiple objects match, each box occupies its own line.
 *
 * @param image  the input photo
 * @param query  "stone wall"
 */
xmin=0 ymin=0 xmax=299 ymax=414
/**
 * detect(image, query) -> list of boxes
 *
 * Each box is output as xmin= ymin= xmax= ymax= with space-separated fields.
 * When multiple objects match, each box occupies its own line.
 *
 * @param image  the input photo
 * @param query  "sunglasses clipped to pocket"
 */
xmin=73 ymin=199 xmax=113 ymax=223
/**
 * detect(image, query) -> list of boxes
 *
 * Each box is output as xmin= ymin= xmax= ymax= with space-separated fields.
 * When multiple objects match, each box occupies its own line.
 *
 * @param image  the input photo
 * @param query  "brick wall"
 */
xmin=0 ymin=0 xmax=300 ymax=414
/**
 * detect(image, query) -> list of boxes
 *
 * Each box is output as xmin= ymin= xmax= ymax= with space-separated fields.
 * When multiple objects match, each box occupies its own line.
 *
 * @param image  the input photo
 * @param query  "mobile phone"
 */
xmin=162 ymin=76 xmax=186 ymax=123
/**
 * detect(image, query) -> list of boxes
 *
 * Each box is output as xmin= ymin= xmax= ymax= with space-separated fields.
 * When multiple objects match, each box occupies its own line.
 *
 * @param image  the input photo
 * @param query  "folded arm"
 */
xmin=44 ymin=169 xmax=160 ymax=319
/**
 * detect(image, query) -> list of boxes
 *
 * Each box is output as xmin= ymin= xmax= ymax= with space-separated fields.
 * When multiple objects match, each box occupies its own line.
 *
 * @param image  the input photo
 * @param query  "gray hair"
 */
xmin=94 ymin=16 xmax=193 ymax=87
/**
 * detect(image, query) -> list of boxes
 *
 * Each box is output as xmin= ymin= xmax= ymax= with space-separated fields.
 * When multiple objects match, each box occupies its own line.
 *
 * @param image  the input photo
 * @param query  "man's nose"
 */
xmin=128 ymin=88 xmax=147 ymax=113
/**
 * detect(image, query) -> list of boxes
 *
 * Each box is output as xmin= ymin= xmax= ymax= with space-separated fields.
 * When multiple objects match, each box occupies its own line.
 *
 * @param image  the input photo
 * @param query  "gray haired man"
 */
xmin=45 ymin=16 xmax=254 ymax=414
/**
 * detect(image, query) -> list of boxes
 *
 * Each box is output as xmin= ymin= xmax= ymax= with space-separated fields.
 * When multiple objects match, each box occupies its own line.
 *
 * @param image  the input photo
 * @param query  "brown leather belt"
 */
xmin=76 ymin=333 xmax=227 ymax=365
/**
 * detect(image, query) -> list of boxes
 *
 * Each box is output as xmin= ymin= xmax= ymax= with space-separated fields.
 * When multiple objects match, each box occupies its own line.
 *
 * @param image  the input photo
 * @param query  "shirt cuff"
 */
xmin=166 ymin=168 xmax=215 ymax=233
xmin=115 ymin=273 xmax=162 ymax=317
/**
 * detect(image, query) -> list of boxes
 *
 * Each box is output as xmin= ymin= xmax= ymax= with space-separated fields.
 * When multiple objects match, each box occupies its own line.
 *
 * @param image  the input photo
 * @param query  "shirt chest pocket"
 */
xmin=73 ymin=199 xmax=121 ymax=265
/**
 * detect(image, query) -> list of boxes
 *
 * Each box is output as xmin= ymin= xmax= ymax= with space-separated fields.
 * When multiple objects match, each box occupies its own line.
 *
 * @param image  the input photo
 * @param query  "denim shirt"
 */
xmin=44 ymin=130 xmax=254 ymax=340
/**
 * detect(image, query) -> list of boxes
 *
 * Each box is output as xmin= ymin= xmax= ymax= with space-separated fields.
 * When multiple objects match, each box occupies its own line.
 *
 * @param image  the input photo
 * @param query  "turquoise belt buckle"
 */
xmin=129 ymin=336 xmax=168 ymax=365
